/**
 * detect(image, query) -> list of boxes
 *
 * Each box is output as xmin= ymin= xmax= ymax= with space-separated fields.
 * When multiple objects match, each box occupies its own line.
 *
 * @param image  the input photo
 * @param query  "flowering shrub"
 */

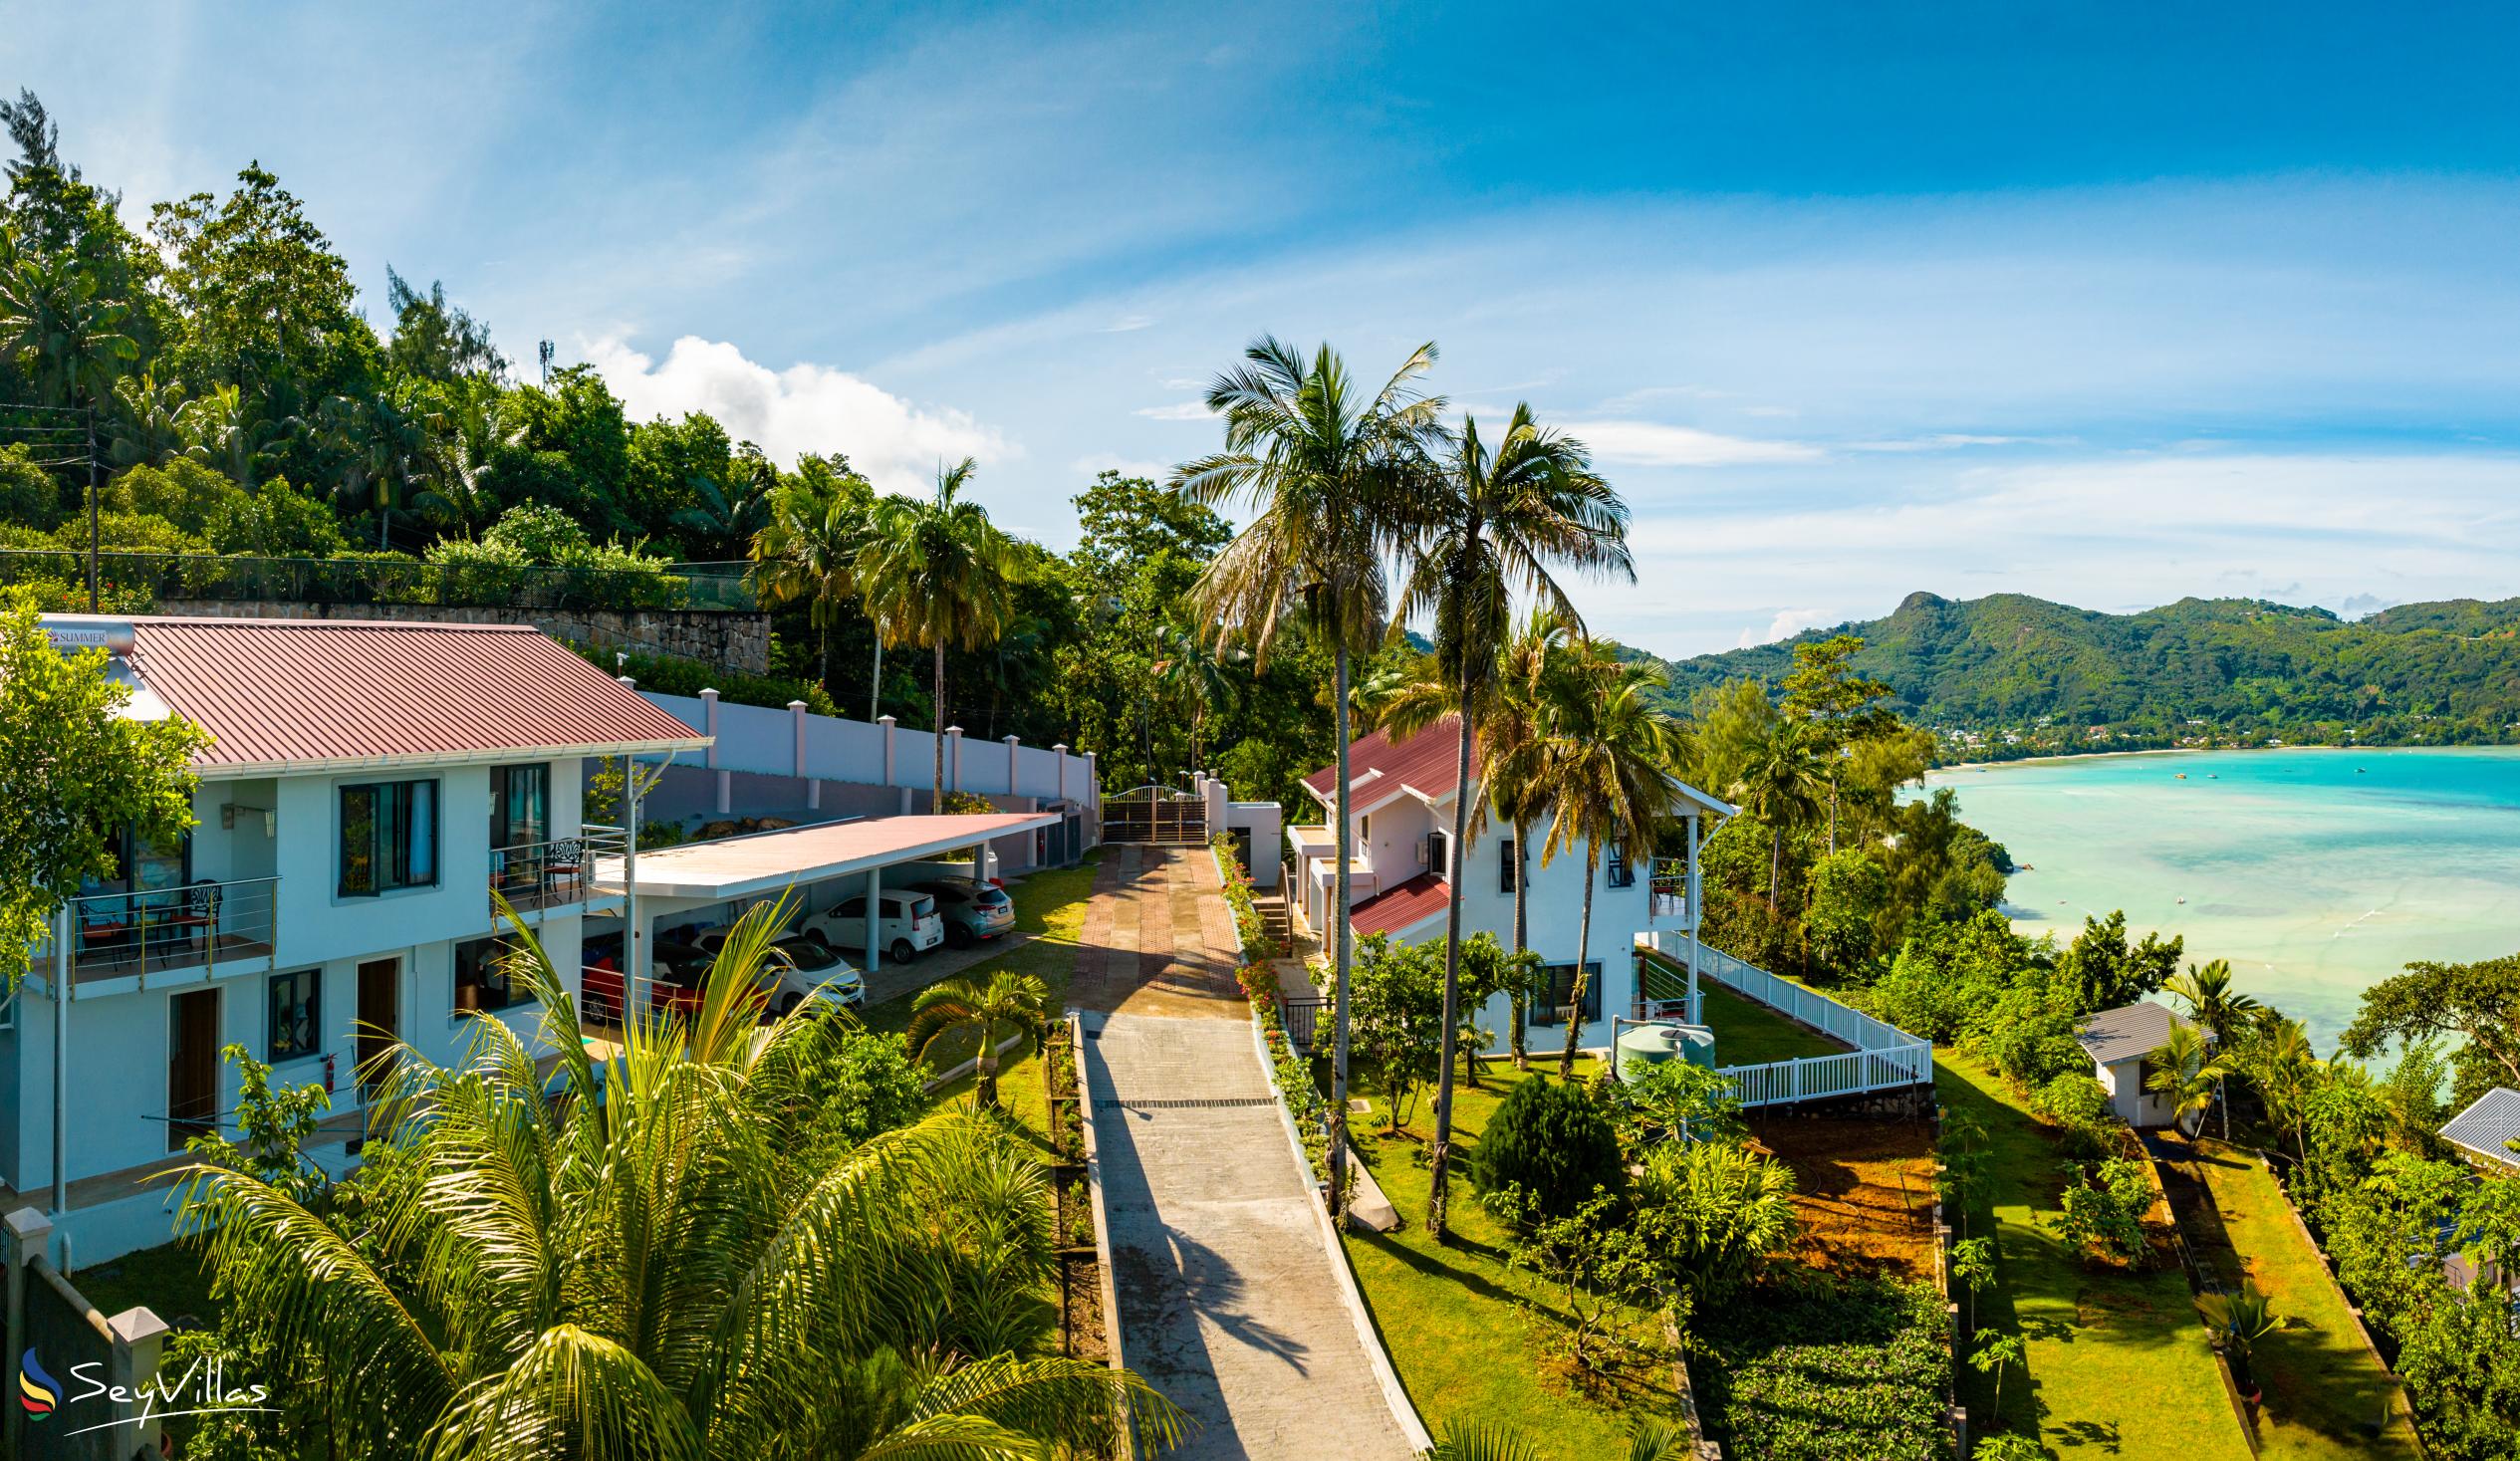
xmin=1209 ymin=833 xmax=1281 ymax=962
xmin=1217 ymin=838 xmax=1329 ymax=1182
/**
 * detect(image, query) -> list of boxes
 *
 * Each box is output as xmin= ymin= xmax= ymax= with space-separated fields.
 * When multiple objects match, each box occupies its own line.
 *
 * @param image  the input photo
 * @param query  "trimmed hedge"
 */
xmin=1691 ymin=1276 xmax=1954 ymax=1461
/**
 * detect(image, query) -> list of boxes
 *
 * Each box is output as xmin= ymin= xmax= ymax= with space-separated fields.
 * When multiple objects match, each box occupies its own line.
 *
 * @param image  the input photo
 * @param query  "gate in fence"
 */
xmin=1100 ymin=785 xmax=1206 ymax=845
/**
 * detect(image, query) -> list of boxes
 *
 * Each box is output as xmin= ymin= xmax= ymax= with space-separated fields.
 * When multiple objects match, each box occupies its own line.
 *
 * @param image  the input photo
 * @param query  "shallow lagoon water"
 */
xmin=1921 ymin=747 xmax=2520 ymax=1053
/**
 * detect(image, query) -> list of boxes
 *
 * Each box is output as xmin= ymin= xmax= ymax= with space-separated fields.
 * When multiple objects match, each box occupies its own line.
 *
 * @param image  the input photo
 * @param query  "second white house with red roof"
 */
xmin=1287 ymin=716 xmax=1733 ymax=1053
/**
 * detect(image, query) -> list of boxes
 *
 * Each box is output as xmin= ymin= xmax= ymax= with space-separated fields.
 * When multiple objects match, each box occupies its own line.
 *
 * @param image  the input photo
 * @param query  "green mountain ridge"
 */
xmin=1631 ymin=591 xmax=2520 ymax=753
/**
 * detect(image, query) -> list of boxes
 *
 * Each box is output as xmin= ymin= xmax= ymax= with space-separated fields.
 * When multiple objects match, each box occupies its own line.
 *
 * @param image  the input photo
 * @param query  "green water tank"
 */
xmin=1614 ymin=1021 xmax=1716 ymax=1084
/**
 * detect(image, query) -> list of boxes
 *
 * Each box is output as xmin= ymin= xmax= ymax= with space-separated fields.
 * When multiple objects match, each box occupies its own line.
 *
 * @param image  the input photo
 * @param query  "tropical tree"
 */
xmin=108 ymin=371 xmax=189 ymax=469
xmin=0 ymin=242 xmax=137 ymax=408
xmin=412 ymin=380 xmax=517 ymax=535
xmin=1488 ymin=610 xmax=1579 ymax=1068
xmin=2165 ymin=957 xmax=2262 ymax=1046
xmin=2195 ymin=1283 xmax=2280 ymax=1397
xmin=1171 ymin=336 xmax=1445 ymax=1212
xmin=1150 ymin=621 xmax=1248 ymax=778
xmin=2234 ymin=1014 xmax=2323 ymax=1163
xmin=1541 ymin=647 xmax=1684 ymax=1076
xmin=177 ymin=904 xmax=1178 ymax=1458
xmin=1426 ymin=1418 xmax=1694 ymax=1461
xmin=1633 ymin=1136 xmax=1799 ymax=1302
xmin=1731 ymin=713 xmax=1827 ymax=913
xmin=857 ymin=457 xmax=1030 ymax=804
xmin=751 ymin=466 xmax=876 ymax=703
xmin=2144 ymin=1020 xmax=2226 ymax=1137
xmin=1393 ymin=403 xmax=1631 ymax=1238
xmin=904 ymin=970 xmax=1050 ymax=1107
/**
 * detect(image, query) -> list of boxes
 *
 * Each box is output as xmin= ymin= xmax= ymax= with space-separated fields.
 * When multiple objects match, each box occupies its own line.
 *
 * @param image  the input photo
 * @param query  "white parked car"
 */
xmin=689 ymin=929 xmax=868 ymax=1014
xmin=801 ymin=888 xmax=944 ymax=964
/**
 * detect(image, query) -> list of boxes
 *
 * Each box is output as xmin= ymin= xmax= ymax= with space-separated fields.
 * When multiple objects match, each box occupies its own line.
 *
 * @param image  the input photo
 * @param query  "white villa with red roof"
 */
xmin=3 ymin=614 xmax=710 ymax=1262
xmin=1286 ymin=716 xmax=1733 ymax=1053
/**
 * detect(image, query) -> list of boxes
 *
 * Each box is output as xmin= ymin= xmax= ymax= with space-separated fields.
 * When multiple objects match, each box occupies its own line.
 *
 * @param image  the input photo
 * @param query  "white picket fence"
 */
xmin=1648 ymin=942 xmax=1934 ymax=1109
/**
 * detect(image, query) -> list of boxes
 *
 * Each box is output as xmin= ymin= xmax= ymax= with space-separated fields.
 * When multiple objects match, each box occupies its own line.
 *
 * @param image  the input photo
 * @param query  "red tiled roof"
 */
xmin=123 ymin=616 xmax=711 ymax=774
xmin=1301 ymin=716 xmax=1479 ymax=805
xmin=1350 ymin=872 xmax=1450 ymax=938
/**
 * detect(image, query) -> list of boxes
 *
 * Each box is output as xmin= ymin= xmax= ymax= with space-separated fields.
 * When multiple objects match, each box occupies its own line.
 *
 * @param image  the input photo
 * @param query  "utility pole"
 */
xmin=85 ymin=404 xmax=100 ymax=612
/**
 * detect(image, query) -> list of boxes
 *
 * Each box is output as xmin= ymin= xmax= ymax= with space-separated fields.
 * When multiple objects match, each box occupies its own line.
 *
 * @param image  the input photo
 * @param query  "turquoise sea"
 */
xmin=1921 ymin=747 xmax=2520 ymax=1054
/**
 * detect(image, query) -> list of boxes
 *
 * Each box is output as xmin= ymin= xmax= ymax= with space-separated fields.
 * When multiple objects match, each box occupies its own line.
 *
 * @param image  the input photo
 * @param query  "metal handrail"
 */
xmin=37 ymin=875 xmax=281 ymax=988
xmin=491 ymin=829 xmax=628 ymax=914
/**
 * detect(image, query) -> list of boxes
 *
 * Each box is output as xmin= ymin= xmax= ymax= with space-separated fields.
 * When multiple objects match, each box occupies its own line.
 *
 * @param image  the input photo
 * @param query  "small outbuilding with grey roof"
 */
xmin=2076 ymin=1001 xmax=2191 ymax=1129
xmin=2441 ymin=1088 xmax=2520 ymax=1172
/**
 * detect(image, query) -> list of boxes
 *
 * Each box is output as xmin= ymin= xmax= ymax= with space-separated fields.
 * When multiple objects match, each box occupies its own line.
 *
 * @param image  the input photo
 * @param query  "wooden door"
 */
xmin=167 ymin=989 xmax=219 ymax=1149
xmin=357 ymin=958 xmax=399 ymax=1098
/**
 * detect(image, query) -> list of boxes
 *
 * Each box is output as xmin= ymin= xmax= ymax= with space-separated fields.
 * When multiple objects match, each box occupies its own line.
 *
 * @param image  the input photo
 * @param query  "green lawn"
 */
xmin=1696 ymin=980 xmax=1850 ymax=1065
xmin=861 ymin=853 xmax=1101 ymax=1073
xmin=2178 ymin=1138 xmax=2423 ymax=1459
xmin=1938 ymin=1053 xmax=2252 ymax=1460
xmin=69 ymin=1238 xmax=217 ymax=1329
xmin=1342 ymin=1056 xmax=1685 ymax=1461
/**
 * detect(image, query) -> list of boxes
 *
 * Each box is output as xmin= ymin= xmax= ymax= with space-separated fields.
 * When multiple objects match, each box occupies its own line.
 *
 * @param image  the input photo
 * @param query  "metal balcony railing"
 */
xmin=491 ymin=829 xmax=628 ymax=915
xmin=37 ymin=876 xmax=281 ymax=989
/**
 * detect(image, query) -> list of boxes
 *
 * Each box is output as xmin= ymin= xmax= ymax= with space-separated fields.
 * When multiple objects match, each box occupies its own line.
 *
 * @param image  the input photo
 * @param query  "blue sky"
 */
xmin=16 ymin=2 xmax=2520 ymax=653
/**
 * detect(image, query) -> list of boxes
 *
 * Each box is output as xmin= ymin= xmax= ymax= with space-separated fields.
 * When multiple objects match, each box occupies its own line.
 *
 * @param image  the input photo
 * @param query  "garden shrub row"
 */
xmin=1690 ymin=1275 xmax=1955 ymax=1461
xmin=1214 ymin=837 xmax=1329 ymax=1183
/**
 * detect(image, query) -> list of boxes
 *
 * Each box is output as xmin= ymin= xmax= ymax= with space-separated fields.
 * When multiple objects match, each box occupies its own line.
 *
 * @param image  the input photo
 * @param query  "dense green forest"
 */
xmin=1638 ymin=589 xmax=2520 ymax=759
xmin=0 ymin=90 xmax=1398 ymax=803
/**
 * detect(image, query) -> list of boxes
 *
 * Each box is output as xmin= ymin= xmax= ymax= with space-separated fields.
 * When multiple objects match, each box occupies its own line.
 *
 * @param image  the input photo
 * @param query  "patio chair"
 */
xmin=162 ymin=879 xmax=221 ymax=958
xmin=77 ymin=896 xmax=133 ymax=960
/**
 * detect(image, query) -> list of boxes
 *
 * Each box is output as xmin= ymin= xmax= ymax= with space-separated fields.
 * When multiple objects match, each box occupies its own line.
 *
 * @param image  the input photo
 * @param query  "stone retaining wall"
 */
xmin=157 ymin=599 xmax=771 ymax=673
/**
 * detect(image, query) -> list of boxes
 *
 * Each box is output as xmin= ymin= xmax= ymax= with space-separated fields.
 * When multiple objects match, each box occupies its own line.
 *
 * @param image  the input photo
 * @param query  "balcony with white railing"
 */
xmin=38 ymin=876 xmax=281 ymax=991
xmin=490 ymin=828 xmax=628 ymax=916
xmin=1632 ymin=941 xmax=1933 ymax=1110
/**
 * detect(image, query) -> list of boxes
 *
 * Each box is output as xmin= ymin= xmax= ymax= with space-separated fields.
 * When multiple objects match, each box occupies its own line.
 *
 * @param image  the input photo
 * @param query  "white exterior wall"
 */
xmin=638 ymin=690 xmax=1098 ymax=805
xmin=6 ymin=757 xmax=596 ymax=1265
xmin=2096 ymin=1053 xmax=2176 ymax=1128
xmin=1299 ymin=775 xmax=1661 ymax=1056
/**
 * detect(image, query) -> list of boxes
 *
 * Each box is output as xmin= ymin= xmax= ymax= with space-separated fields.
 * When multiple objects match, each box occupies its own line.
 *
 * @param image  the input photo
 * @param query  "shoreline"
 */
xmin=1929 ymin=743 xmax=2520 ymax=775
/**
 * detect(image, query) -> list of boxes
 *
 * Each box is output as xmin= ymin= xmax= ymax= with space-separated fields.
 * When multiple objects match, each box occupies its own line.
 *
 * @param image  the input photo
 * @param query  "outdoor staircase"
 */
xmin=1259 ymin=894 xmax=1293 ymax=950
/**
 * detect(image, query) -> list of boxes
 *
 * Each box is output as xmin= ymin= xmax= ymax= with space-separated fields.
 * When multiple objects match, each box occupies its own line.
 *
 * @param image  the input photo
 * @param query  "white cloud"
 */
xmin=583 ymin=336 xmax=1012 ymax=496
xmin=1847 ymin=433 xmax=2068 ymax=452
xmin=1134 ymin=400 xmax=1214 ymax=421
xmin=1100 ymin=315 xmax=1157 ymax=333
xmin=1737 ymin=608 xmax=1832 ymax=648
xmin=1561 ymin=420 xmax=1823 ymax=467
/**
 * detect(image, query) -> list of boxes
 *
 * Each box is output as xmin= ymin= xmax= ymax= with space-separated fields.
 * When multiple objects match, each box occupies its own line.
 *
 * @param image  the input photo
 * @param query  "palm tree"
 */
xmin=905 ymin=970 xmax=1050 ymax=1107
xmin=1732 ymin=714 xmax=1827 ymax=913
xmin=107 ymin=372 xmax=188 ymax=470
xmin=0 ymin=245 xmax=137 ymax=408
xmin=2166 ymin=958 xmax=2258 ymax=1137
xmin=1173 ymin=337 xmax=1444 ymax=1214
xmin=857 ymin=457 xmax=1029 ymax=805
xmin=671 ymin=453 xmax=776 ymax=561
xmin=1488 ymin=611 xmax=1579 ymax=1069
xmin=2195 ymin=1283 xmax=2280 ymax=1397
xmin=177 ymin=383 xmax=288 ymax=490
xmin=1427 ymin=1419 xmax=1693 ymax=1461
xmin=1149 ymin=621 xmax=1248 ymax=779
xmin=2233 ymin=1014 xmax=2321 ymax=1163
xmin=178 ymin=902 xmax=1180 ymax=1458
xmin=751 ymin=472 xmax=875 ymax=704
xmin=412 ymin=381 xmax=516 ymax=535
xmin=2145 ymin=1021 xmax=2226 ymax=1137
xmin=1541 ymin=648 xmax=1685 ymax=1076
xmin=1393 ymin=405 xmax=1631 ymax=1238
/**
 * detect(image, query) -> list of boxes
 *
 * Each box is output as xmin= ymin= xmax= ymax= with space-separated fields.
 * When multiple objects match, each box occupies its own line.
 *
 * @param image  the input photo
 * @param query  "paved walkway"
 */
xmin=1079 ymin=847 xmax=1414 ymax=1461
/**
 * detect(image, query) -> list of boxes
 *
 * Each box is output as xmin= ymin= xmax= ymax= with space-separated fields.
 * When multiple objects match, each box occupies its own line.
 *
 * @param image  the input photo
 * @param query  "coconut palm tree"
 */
xmin=2233 ymin=1013 xmax=2321 ymax=1163
xmin=905 ymin=970 xmax=1050 ymax=1107
xmin=857 ymin=457 xmax=1029 ymax=805
xmin=1732 ymin=714 xmax=1827 ymax=913
xmin=178 ymin=901 xmax=1179 ymax=1458
xmin=1541 ymin=648 xmax=1685 ymax=1077
xmin=751 ymin=470 xmax=876 ymax=703
xmin=2166 ymin=958 xmax=2258 ymax=1137
xmin=107 ymin=372 xmax=188 ymax=470
xmin=2145 ymin=1021 xmax=2227 ymax=1137
xmin=1488 ymin=611 xmax=1579 ymax=1069
xmin=1149 ymin=620 xmax=1248 ymax=779
xmin=0 ymin=244 xmax=136 ymax=409
xmin=1392 ymin=404 xmax=1631 ymax=1237
xmin=1172 ymin=336 xmax=1445 ymax=1214
xmin=412 ymin=381 xmax=516 ymax=535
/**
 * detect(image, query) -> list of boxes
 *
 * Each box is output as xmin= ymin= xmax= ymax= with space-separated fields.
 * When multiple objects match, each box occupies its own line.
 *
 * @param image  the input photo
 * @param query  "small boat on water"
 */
xmin=2176 ymin=897 xmax=2187 ymax=904
xmin=2175 ymin=773 xmax=2187 ymax=780
xmin=2207 ymin=774 xmax=2217 ymax=779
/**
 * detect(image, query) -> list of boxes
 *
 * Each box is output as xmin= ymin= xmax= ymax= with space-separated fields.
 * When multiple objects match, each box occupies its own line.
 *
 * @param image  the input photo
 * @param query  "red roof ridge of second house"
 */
xmin=91 ymin=613 xmax=712 ymax=776
xmin=1300 ymin=716 xmax=1478 ymax=805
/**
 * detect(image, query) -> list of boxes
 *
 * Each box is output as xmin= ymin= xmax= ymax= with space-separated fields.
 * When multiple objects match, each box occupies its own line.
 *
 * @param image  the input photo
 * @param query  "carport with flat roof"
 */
xmin=593 ymin=811 xmax=1061 ymax=996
